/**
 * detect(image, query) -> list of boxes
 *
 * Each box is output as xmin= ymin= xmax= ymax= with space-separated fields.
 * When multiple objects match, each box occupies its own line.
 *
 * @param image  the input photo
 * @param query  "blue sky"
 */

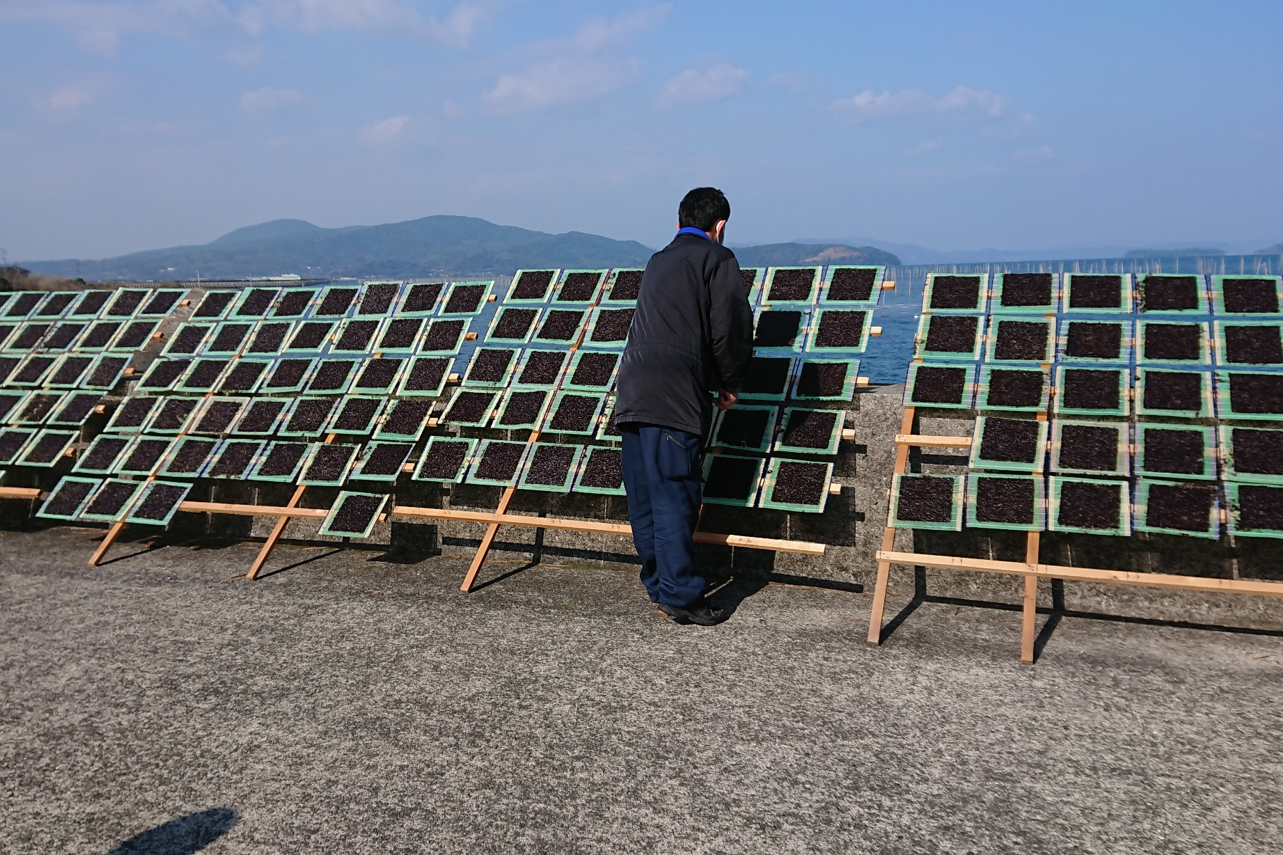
xmin=2 ymin=0 xmax=1281 ymax=261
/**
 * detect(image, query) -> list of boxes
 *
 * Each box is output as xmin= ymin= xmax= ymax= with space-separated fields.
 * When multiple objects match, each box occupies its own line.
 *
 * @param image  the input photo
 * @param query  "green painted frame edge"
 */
xmin=888 ymin=472 xmax=963 ymax=530
xmin=963 ymin=472 xmax=1046 ymax=531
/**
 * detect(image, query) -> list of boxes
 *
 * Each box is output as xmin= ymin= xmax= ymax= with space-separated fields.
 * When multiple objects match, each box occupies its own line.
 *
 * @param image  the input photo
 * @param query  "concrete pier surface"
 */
xmin=3 ymin=526 xmax=1282 ymax=854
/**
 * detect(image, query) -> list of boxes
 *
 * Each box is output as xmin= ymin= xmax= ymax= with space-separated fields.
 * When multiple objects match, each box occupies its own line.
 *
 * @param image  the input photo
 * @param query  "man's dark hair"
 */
xmin=678 ymin=187 xmax=730 ymax=232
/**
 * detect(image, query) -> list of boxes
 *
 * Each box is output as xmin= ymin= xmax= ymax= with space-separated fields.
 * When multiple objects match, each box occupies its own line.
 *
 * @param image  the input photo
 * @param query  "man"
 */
xmin=615 ymin=187 xmax=755 ymax=626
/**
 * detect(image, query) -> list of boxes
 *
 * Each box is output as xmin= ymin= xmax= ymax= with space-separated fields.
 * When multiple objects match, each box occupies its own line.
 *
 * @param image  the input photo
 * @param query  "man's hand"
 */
xmin=716 ymin=389 xmax=738 ymax=411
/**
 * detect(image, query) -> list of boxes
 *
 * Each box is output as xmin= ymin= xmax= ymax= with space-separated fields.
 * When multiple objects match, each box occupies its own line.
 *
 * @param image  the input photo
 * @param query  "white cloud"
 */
xmin=0 ymin=0 xmax=488 ymax=52
xmin=46 ymin=85 xmax=92 ymax=113
xmin=1013 ymin=144 xmax=1056 ymax=163
xmin=482 ymin=6 xmax=667 ymax=113
xmin=659 ymin=63 xmax=749 ymax=106
xmin=239 ymin=86 xmax=303 ymax=114
xmin=485 ymin=57 xmax=643 ymax=113
xmin=361 ymin=114 xmax=410 ymax=144
xmin=831 ymin=85 xmax=1008 ymax=124
xmin=906 ymin=139 xmax=942 ymax=157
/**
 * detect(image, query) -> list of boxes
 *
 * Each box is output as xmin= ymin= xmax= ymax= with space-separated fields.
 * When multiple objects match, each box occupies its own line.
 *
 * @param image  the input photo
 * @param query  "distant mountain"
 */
xmin=731 ymin=242 xmax=899 ymax=268
xmin=22 ymin=216 xmax=898 ymax=282
xmin=1126 ymin=247 xmax=1225 ymax=258
xmin=1260 ymin=243 xmax=1283 ymax=254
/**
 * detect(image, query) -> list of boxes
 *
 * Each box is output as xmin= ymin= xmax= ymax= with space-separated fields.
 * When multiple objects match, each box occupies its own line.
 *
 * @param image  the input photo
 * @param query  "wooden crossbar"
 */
xmin=179 ymin=500 xmax=327 ymax=519
xmin=875 ymin=550 xmax=1283 ymax=598
xmin=895 ymin=434 xmax=972 ymax=448
xmin=0 ymin=487 xmax=42 ymax=500
xmin=393 ymin=505 xmax=826 ymax=555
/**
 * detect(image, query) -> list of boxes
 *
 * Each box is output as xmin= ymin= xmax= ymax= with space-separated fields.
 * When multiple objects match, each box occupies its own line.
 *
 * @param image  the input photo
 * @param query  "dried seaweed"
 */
xmin=273 ymin=289 xmax=313 ymax=317
xmin=380 ymin=400 xmax=432 ymax=436
xmin=207 ymin=323 xmax=253 ymax=353
xmin=474 ymin=442 xmax=525 ymax=482
xmin=1227 ymin=373 xmax=1283 ymax=415
xmin=814 ymin=311 xmax=866 ymax=349
xmin=42 ymin=480 xmax=97 ymax=517
xmin=150 ymin=398 xmax=198 ymax=432
xmin=767 ymin=269 xmax=815 ymax=302
xmin=1061 ymin=369 xmax=1120 ymax=410
xmin=1057 ymin=481 xmax=1120 ymax=529
xmin=1065 ymin=322 xmax=1122 ymax=359
xmin=570 ymin=352 xmax=617 ymax=387
xmin=1223 ymin=279 xmax=1279 ymax=314
xmin=335 ymin=320 xmax=379 ymax=351
xmin=467 ymin=349 xmax=516 ymax=383
xmin=236 ymin=400 xmax=286 ymax=434
xmin=705 ymin=457 xmax=760 ymax=501
xmin=1142 ymin=428 xmax=1204 ymax=475
xmin=50 ymin=393 xmax=101 ymax=425
xmin=984 ymin=369 xmax=1045 ymax=409
xmin=166 ymin=439 xmax=217 ymax=474
xmin=330 ymin=398 xmax=381 ymax=433
xmin=247 ymin=322 xmax=290 ymax=354
xmin=378 ymin=318 xmax=423 ymax=350
xmin=402 ymin=357 xmax=449 ymax=393
xmin=193 ymin=291 xmax=235 ymax=318
xmin=518 ymin=351 xmax=567 ymax=386
xmin=1058 ymin=424 xmax=1119 ymax=471
xmin=443 ymin=284 xmax=485 ymax=314
xmin=423 ymin=319 xmax=465 ymax=351
xmin=1145 ymin=483 xmax=1212 ymax=532
xmin=444 ymin=390 xmax=494 ymax=424
xmin=1223 ymin=326 xmax=1283 ymax=364
xmin=591 ymin=309 xmax=634 ymax=343
xmin=1068 ymin=275 xmax=1122 ymax=310
xmin=513 ymin=270 xmax=556 ymax=300
xmin=131 ymin=484 xmax=187 ymax=522
xmin=46 ymin=323 xmax=86 ymax=349
xmin=354 ymin=358 xmax=404 ymax=391
xmin=180 ymin=359 xmax=228 ymax=390
xmin=492 ymin=308 xmax=537 ymax=340
xmin=266 ymin=358 xmax=312 ymax=390
xmin=715 ymin=408 xmax=771 ymax=449
xmin=974 ymin=477 xmax=1035 ymax=525
xmin=1230 ymin=428 xmax=1283 ymax=476
xmin=419 ymin=441 xmax=470 ymax=480
xmin=284 ymin=398 xmax=337 ymax=434
xmin=796 ymin=362 xmax=850 ymax=398
xmin=258 ymin=442 xmax=308 ymax=478
xmin=121 ymin=438 xmax=171 ymax=473
xmin=1144 ymin=324 xmax=1202 ymax=361
xmin=754 ymin=311 xmax=802 ymax=348
xmin=1142 ymin=371 xmax=1202 ymax=412
xmin=827 ymin=268 xmax=876 ymax=302
xmin=358 ymin=283 xmax=400 ymax=315
xmin=168 ymin=325 xmax=208 ymax=354
xmin=402 ymin=283 xmax=444 ymax=314
xmin=316 ymin=287 xmax=358 ymax=316
xmin=49 ymin=356 xmax=94 ymax=386
xmin=1238 ymin=485 xmax=1283 ymax=529
xmin=992 ymin=320 xmax=1050 ymax=361
xmin=1140 ymin=276 xmax=1198 ymax=312
xmin=218 ymin=361 xmax=268 ymax=393
xmin=929 ymin=276 xmax=981 ymax=310
xmin=327 ymin=494 xmax=384 ymax=534
xmin=741 ymin=357 xmax=791 ymax=396
xmin=358 ymin=443 xmax=413 ymax=477
xmin=580 ymin=448 xmax=623 ymax=489
xmin=194 ymin=400 xmax=241 ymax=434
xmin=302 ymin=444 xmax=358 ymax=483
xmin=779 ymin=410 xmax=837 ymax=449
xmin=999 ymin=273 xmax=1052 ymax=308
xmin=287 ymin=321 xmax=333 ymax=351
xmin=241 ymin=290 xmax=283 ymax=319
xmin=547 ymin=394 xmax=597 ymax=432
xmin=911 ymin=366 xmax=966 ymax=405
xmin=559 ymin=272 xmax=601 ymax=302
xmin=139 ymin=359 xmax=189 ymax=389
xmin=497 ymin=390 xmax=548 ymax=427
xmin=978 ymin=418 xmax=1040 ymax=463
xmin=771 ymin=461 xmax=827 ymax=506
xmin=84 ymin=481 xmax=139 ymax=518
xmin=536 ymin=309 xmax=585 ymax=342
xmin=923 ymin=315 xmax=979 ymax=353
xmin=610 ymin=270 xmax=643 ymax=301
xmin=307 ymin=360 xmax=356 ymax=392
xmin=82 ymin=322 xmax=122 ymax=349
xmin=524 ymin=445 xmax=576 ymax=486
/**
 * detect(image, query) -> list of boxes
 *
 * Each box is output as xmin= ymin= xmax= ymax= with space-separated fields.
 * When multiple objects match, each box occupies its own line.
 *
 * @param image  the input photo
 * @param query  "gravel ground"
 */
xmin=2 ymin=526 xmax=1282 ymax=854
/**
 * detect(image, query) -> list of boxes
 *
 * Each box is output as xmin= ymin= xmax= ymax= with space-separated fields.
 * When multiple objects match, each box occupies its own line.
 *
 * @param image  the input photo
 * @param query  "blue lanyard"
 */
xmin=676 ymin=226 xmax=712 ymax=241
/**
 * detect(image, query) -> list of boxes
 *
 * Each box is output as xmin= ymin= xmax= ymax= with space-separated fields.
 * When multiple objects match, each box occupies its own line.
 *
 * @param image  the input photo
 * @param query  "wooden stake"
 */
xmin=867 ymin=406 xmax=916 ymax=646
xmin=88 ymin=520 xmax=127 ymax=567
xmin=1021 ymin=532 xmax=1040 ymax=665
xmin=246 ymin=484 xmax=307 ymax=580
xmin=459 ymin=434 xmax=538 ymax=593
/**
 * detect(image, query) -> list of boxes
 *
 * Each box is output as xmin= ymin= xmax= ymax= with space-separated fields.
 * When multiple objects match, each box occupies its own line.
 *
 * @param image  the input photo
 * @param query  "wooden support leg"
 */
xmin=88 ymin=520 xmax=127 ymax=567
xmin=867 ymin=406 xmax=917 ymax=646
xmin=459 ymin=483 xmax=519 ymax=593
xmin=1020 ymin=532 xmax=1041 ymax=664
xmin=246 ymin=484 xmax=307 ymax=580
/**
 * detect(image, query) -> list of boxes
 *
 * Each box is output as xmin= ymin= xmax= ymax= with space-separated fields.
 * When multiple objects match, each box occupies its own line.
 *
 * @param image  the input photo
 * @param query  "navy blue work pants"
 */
xmin=619 ymin=423 xmax=704 ymax=608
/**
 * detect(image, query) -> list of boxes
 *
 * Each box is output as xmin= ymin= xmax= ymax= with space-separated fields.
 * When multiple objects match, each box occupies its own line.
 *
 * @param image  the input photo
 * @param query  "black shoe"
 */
xmin=657 ymin=600 xmax=727 ymax=626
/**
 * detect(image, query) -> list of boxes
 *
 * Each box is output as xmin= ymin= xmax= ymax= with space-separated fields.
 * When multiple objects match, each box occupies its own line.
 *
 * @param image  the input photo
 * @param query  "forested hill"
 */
xmin=24 ymin=215 xmax=900 ymax=281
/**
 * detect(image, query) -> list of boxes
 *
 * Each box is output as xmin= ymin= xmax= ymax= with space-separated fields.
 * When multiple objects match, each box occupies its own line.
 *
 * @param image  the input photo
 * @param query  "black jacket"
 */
xmin=615 ymin=232 xmax=754 ymax=438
